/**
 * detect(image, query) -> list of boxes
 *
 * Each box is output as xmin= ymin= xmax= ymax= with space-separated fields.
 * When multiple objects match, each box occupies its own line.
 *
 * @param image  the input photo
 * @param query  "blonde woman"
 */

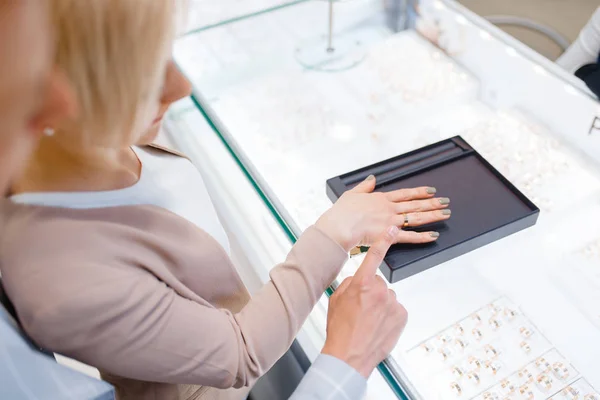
xmin=0 ymin=1 xmax=114 ymax=399
xmin=1 ymin=1 xmax=452 ymax=399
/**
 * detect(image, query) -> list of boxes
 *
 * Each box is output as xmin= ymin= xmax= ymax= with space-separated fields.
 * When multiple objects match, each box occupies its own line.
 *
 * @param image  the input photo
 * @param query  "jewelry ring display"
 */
xmin=519 ymin=368 xmax=534 ymax=383
xmin=450 ymin=382 xmax=462 ymax=396
xmin=485 ymin=361 xmax=501 ymax=375
xmin=536 ymin=374 xmax=552 ymax=391
xmin=552 ymin=362 xmax=570 ymax=380
xmin=535 ymin=358 xmax=551 ymax=372
xmin=468 ymin=372 xmax=481 ymax=385
xmin=452 ymin=366 xmax=464 ymax=378
xmin=520 ymin=385 xmax=534 ymax=400
xmin=501 ymin=379 xmax=516 ymax=393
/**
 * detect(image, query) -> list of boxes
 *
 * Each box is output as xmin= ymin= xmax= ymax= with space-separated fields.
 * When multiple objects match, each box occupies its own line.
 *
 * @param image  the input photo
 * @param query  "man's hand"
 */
xmin=321 ymin=226 xmax=408 ymax=378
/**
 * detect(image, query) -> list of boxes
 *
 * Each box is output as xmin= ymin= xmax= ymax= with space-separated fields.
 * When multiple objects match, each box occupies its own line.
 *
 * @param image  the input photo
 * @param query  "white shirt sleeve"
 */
xmin=556 ymin=7 xmax=600 ymax=73
xmin=288 ymin=354 xmax=367 ymax=400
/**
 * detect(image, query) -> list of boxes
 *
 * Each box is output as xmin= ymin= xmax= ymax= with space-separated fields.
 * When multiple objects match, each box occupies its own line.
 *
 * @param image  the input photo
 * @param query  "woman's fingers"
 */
xmin=394 ymin=230 xmax=441 ymax=244
xmin=354 ymin=226 xmax=398 ymax=282
xmin=392 ymin=209 xmax=451 ymax=228
xmin=350 ymin=175 xmax=377 ymax=194
xmin=387 ymin=288 xmax=397 ymax=302
xmin=395 ymin=197 xmax=450 ymax=214
xmin=334 ymin=277 xmax=353 ymax=296
xmin=385 ymin=186 xmax=436 ymax=202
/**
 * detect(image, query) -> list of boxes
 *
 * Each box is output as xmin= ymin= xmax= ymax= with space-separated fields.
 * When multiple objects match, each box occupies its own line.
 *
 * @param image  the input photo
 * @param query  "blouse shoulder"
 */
xmin=0 ymin=203 xmax=200 ymax=275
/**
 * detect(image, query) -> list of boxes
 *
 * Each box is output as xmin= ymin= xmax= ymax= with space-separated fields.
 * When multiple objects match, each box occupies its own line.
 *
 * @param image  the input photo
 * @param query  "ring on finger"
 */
xmin=401 ymin=213 xmax=410 ymax=228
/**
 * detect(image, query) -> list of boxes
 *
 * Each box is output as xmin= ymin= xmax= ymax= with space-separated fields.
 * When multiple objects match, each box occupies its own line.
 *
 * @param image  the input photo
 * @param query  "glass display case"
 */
xmin=170 ymin=0 xmax=600 ymax=398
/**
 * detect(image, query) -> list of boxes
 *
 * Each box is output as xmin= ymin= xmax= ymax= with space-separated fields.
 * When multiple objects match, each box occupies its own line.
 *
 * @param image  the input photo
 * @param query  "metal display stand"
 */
xmin=294 ymin=0 xmax=366 ymax=72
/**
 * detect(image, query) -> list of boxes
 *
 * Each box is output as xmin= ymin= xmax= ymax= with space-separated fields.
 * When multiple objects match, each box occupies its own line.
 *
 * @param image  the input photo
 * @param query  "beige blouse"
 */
xmin=0 ymin=201 xmax=347 ymax=399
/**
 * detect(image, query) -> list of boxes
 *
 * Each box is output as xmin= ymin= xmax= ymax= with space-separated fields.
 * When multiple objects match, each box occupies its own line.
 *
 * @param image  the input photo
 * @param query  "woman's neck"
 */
xmin=11 ymin=136 xmax=142 ymax=194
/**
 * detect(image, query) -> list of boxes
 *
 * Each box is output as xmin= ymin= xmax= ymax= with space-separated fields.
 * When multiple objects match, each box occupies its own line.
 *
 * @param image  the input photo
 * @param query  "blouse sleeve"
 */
xmin=5 ymin=225 xmax=347 ymax=389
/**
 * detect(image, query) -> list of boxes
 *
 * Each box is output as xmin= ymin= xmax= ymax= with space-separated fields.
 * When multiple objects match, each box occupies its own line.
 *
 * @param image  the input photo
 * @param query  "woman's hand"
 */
xmin=322 ymin=226 xmax=408 ymax=377
xmin=315 ymin=175 xmax=451 ymax=252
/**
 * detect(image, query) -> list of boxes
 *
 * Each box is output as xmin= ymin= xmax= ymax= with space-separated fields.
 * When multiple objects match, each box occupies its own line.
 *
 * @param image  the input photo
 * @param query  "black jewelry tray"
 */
xmin=326 ymin=136 xmax=540 ymax=283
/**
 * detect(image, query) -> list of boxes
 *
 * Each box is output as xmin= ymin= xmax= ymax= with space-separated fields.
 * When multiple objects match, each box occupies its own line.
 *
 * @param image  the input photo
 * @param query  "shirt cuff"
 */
xmin=289 ymin=354 xmax=367 ymax=400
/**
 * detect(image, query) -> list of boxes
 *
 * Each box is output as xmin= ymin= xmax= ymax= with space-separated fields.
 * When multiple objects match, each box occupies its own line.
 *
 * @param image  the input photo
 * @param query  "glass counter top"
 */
xmin=184 ymin=0 xmax=310 ymax=33
xmin=174 ymin=0 xmax=600 ymax=398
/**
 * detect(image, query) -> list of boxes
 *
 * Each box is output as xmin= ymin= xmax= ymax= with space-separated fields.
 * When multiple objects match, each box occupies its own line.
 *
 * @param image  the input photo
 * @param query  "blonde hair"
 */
xmin=51 ymin=0 xmax=181 ymax=147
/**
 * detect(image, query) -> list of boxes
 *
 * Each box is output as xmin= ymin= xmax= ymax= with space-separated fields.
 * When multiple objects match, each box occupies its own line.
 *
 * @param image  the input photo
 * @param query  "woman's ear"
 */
xmin=29 ymin=67 xmax=77 ymax=134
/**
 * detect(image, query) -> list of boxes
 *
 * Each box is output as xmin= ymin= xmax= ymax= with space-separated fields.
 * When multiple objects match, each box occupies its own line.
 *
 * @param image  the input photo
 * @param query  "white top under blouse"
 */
xmin=10 ymin=146 xmax=231 ymax=254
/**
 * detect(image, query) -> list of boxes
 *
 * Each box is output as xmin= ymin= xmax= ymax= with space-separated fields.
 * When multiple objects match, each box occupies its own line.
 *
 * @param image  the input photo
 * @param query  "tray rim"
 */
xmin=326 ymin=135 xmax=541 ymax=275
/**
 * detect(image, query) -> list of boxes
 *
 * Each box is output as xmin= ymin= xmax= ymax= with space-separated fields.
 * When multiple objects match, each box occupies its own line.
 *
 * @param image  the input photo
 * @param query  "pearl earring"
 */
xmin=43 ymin=127 xmax=55 ymax=137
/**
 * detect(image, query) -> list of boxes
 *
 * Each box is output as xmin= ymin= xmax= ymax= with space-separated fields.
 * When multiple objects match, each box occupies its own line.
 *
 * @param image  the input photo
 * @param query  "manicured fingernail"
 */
xmin=430 ymin=232 xmax=440 ymax=238
xmin=366 ymin=174 xmax=375 ymax=181
xmin=388 ymin=226 xmax=400 ymax=236
xmin=442 ymin=209 xmax=452 ymax=216
xmin=426 ymin=187 xmax=437 ymax=194
xmin=439 ymin=197 xmax=450 ymax=205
